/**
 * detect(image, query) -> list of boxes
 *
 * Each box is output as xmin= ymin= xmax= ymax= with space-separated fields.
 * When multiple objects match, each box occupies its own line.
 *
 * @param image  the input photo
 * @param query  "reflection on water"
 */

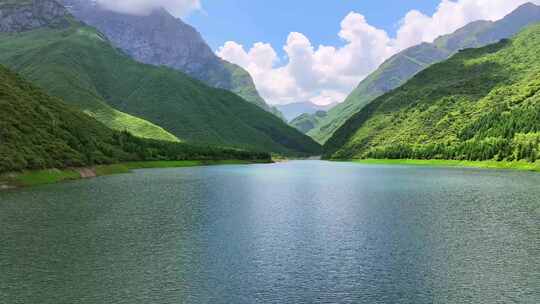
xmin=1 ymin=161 xmax=538 ymax=303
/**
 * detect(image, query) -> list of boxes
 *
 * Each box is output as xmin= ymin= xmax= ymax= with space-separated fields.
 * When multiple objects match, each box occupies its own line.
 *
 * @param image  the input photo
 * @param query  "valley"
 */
xmin=0 ymin=1 xmax=538 ymax=304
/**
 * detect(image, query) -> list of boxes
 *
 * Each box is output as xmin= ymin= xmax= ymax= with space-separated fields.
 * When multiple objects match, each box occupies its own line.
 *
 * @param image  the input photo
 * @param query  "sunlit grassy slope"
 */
xmin=324 ymin=24 xmax=540 ymax=163
xmin=86 ymin=108 xmax=179 ymax=142
xmin=349 ymin=159 xmax=540 ymax=172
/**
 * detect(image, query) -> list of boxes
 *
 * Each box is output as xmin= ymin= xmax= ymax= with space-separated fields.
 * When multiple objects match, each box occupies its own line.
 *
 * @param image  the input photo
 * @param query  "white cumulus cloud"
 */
xmin=395 ymin=0 xmax=540 ymax=49
xmin=96 ymin=0 xmax=202 ymax=17
xmin=217 ymin=0 xmax=540 ymax=105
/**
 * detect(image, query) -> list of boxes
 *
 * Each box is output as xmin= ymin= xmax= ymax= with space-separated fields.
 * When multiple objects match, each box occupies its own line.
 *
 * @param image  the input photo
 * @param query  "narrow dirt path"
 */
xmin=77 ymin=168 xmax=97 ymax=178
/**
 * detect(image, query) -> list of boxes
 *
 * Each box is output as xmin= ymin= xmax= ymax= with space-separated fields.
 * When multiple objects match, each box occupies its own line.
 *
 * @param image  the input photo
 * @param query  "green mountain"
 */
xmin=0 ymin=0 xmax=179 ymax=142
xmin=61 ymin=0 xmax=284 ymax=119
xmin=0 ymin=0 xmax=321 ymax=156
xmin=324 ymin=24 xmax=540 ymax=162
xmin=0 ymin=64 xmax=269 ymax=173
xmin=290 ymin=111 xmax=329 ymax=134
xmin=309 ymin=2 xmax=540 ymax=144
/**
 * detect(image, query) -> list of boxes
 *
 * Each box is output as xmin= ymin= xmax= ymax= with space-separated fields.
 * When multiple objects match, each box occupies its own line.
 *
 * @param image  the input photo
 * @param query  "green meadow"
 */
xmin=349 ymin=159 xmax=540 ymax=172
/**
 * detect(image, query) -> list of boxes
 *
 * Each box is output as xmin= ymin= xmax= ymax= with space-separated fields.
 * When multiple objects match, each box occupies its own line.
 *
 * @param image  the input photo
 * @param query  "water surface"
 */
xmin=1 ymin=161 xmax=538 ymax=303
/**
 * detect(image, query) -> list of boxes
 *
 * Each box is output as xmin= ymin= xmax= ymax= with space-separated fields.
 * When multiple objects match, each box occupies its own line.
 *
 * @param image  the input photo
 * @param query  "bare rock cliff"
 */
xmin=0 ymin=0 xmax=70 ymax=32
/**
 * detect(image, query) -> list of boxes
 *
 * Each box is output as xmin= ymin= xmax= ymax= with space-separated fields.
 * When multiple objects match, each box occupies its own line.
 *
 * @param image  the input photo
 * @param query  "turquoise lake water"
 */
xmin=1 ymin=161 xmax=538 ymax=303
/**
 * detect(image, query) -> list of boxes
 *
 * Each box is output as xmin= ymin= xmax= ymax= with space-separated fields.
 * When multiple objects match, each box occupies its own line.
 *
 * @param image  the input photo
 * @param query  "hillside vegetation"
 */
xmin=290 ymin=111 xmax=329 ymax=134
xmin=61 ymin=0 xmax=284 ymax=119
xmin=0 ymin=65 xmax=269 ymax=173
xmin=324 ymin=24 xmax=540 ymax=163
xmin=0 ymin=5 xmax=320 ymax=155
xmin=309 ymin=3 xmax=540 ymax=144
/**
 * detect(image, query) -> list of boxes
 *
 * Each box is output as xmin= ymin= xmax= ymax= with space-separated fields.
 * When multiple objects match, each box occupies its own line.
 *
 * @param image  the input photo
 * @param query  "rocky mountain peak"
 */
xmin=60 ymin=0 xmax=222 ymax=76
xmin=511 ymin=2 xmax=540 ymax=14
xmin=59 ymin=0 xmax=282 ymax=117
xmin=0 ymin=0 xmax=70 ymax=33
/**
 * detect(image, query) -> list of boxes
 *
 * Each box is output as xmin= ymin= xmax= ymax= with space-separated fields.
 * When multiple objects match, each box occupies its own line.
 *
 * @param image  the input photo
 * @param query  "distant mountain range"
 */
xmin=309 ymin=2 xmax=540 ymax=144
xmin=60 ymin=0 xmax=284 ymax=119
xmin=0 ymin=0 xmax=320 ymax=156
xmin=2 ymin=0 xmax=537 ymax=167
xmin=290 ymin=111 xmax=329 ymax=134
xmin=324 ymin=22 xmax=540 ymax=162
xmin=276 ymin=102 xmax=337 ymax=121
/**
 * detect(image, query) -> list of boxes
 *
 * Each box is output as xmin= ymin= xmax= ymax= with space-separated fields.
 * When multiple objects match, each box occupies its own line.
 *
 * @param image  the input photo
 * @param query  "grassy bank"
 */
xmin=0 ymin=160 xmax=269 ymax=189
xmin=348 ymin=159 xmax=540 ymax=172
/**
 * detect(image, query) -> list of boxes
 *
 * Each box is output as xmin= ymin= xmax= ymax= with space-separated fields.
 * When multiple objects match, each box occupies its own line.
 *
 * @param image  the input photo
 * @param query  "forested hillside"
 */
xmin=0 ymin=65 xmax=269 ymax=173
xmin=309 ymin=3 xmax=540 ymax=144
xmin=324 ymin=24 xmax=540 ymax=162
xmin=0 ymin=0 xmax=321 ymax=155
xmin=290 ymin=111 xmax=329 ymax=134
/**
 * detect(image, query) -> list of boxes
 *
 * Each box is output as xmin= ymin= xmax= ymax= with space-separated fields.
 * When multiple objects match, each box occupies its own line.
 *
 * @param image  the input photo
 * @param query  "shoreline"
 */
xmin=0 ymin=160 xmax=271 ymax=190
xmin=3 ymin=158 xmax=537 ymax=190
xmin=345 ymin=159 xmax=540 ymax=172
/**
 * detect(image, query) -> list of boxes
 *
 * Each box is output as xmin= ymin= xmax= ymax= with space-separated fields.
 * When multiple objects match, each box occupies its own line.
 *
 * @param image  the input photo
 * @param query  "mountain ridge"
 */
xmin=0 ymin=0 xmax=321 ymax=155
xmin=0 ymin=0 xmax=71 ymax=32
xmin=60 ymin=0 xmax=284 ymax=119
xmin=277 ymin=101 xmax=336 ymax=122
xmin=308 ymin=2 xmax=540 ymax=144
xmin=0 ymin=0 xmax=181 ymax=142
xmin=290 ymin=111 xmax=328 ymax=134
xmin=323 ymin=23 xmax=540 ymax=162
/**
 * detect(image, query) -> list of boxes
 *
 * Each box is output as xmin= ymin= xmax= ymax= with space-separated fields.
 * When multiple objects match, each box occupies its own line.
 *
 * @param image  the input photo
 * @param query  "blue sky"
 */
xmin=97 ymin=0 xmax=535 ymax=104
xmin=186 ymin=0 xmax=441 ymax=55
xmin=177 ymin=0 xmax=533 ymax=105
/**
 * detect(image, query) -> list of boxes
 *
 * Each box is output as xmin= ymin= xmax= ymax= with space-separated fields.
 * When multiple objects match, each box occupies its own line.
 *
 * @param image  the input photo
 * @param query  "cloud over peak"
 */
xmin=95 ymin=0 xmax=201 ymax=17
xmin=218 ymin=0 xmax=539 ymax=105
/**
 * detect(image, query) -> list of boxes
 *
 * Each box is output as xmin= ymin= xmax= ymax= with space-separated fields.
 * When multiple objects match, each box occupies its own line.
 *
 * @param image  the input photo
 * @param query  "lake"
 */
xmin=1 ymin=161 xmax=538 ymax=304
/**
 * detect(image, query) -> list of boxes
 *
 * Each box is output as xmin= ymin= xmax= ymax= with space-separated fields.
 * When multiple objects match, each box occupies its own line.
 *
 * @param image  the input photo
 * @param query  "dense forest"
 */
xmin=324 ymin=25 xmax=540 ymax=163
xmin=0 ymin=65 xmax=270 ymax=173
